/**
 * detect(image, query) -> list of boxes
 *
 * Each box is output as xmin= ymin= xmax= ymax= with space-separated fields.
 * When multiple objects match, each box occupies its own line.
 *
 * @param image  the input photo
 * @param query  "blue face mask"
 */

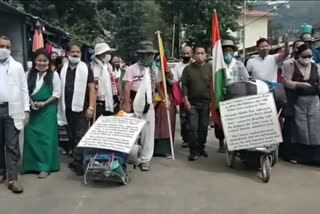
xmin=155 ymin=61 xmax=161 ymax=69
xmin=224 ymin=53 xmax=233 ymax=64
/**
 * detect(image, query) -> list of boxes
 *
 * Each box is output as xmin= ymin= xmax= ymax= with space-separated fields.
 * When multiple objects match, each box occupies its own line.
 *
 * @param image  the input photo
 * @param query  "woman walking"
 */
xmin=22 ymin=48 xmax=61 ymax=178
xmin=281 ymin=44 xmax=320 ymax=165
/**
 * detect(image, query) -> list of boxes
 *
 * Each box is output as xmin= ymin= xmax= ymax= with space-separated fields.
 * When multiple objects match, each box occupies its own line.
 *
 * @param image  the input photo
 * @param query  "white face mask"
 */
xmin=35 ymin=66 xmax=49 ymax=72
xmin=299 ymin=57 xmax=311 ymax=65
xmin=0 ymin=48 xmax=11 ymax=60
xmin=102 ymin=54 xmax=111 ymax=63
xmin=68 ymin=56 xmax=81 ymax=64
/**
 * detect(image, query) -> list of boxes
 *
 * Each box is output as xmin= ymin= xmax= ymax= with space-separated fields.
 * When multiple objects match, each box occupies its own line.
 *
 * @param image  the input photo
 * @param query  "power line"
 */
xmin=243 ymin=2 xmax=287 ymax=27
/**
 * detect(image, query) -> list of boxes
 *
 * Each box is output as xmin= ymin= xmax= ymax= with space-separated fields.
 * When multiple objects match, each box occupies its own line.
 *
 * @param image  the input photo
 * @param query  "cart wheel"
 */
xmin=225 ymin=150 xmax=235 ymax=168
xmin=261 ymin=156 xmax=271 ymax=183
xmin=272 ymin=147 xmax=279 ymax=166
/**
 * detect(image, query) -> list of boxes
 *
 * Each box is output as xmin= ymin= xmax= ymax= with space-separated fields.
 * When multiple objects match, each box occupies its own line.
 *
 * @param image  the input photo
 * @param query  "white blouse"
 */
xmin=29 ymin=71 xmax=61 ymax=98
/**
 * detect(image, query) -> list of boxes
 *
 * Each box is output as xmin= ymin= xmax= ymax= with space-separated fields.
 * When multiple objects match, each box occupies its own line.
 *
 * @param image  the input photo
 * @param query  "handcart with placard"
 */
xmin=220 ymin=80 xmax=286 ymax=183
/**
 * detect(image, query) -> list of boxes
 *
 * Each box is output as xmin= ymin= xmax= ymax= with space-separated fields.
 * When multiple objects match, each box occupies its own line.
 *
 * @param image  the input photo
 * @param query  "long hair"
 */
xmin=28 ymin=48 xmax=53 ymax=95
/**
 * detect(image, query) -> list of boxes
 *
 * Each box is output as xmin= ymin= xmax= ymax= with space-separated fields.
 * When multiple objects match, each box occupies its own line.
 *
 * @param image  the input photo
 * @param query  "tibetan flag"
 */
xmin=210 ymin=11 xmax=227 ymax=128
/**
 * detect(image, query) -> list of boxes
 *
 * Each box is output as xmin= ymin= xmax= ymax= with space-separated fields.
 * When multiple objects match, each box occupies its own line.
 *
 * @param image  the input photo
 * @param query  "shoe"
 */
xmin=199 ymin=150 xmax=208 ymax=158
xmin=0 ymin=175 xmax=6 ymax=184
xmin=139 ymin=162 xmax=150 ymax=171
xmin=68 ymin=161 xmax=76 ymax=169
xmin=8 ymin=181 xmax=23 ymax=194
xmin=181 ymin=141 xmax=189 ymax=148
xmin=188 ymin=154 xmax=198 ymax=161
xmin=217 ymin=147 xmax=226 ymax=153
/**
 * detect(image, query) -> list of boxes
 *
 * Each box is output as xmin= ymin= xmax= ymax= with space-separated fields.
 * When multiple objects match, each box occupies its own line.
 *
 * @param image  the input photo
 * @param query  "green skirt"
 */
xmin=22 ymin=84 xmax=60 ymax=174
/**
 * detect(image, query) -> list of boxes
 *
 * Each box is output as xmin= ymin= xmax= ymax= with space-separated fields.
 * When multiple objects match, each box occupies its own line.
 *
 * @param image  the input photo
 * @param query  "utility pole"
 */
xmin=171 ymin=16 xmax=176 ymax=58
xmin=243 ymin=0 xmax=247 ymax=62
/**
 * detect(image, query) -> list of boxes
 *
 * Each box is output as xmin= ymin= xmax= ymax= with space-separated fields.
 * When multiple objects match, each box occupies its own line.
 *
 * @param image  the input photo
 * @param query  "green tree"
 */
xmin=158 ymin=0 xmax=249 ymax=54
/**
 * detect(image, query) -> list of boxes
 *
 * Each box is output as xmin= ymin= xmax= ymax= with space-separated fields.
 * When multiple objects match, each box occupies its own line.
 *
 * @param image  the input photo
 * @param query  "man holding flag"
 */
xmin=182 ymin=46 xmax=212 ymax=161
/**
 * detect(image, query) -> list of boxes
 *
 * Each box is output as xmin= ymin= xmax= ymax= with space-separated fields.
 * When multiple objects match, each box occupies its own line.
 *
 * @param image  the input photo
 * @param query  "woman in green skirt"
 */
xmin=22 ymin=48 xmax=61 ymax=178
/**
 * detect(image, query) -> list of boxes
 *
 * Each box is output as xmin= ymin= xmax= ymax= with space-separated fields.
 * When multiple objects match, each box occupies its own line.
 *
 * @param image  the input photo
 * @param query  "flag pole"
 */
xmin=156 ymin=31 xmax=175 ymax=160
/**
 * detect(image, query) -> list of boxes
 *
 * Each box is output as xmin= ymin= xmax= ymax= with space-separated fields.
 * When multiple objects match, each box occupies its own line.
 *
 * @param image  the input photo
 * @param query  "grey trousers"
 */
xmin=0 ymin=105 xmax=21 ymax=181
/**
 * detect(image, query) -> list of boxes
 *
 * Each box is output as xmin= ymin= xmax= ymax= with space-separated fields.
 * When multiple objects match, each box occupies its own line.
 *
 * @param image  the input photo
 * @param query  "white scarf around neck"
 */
xmin=91 ymin=57 xmax=114 ymax=112
xmin=7 ymin=56 xmax=25 ymax=130
xmin=226 ymin=58 xmax=236 ymax=84
xmin=58 ymin=61 xmax=88 ymax=125
xmin=133 ymin=66 xmax=152 ymax=116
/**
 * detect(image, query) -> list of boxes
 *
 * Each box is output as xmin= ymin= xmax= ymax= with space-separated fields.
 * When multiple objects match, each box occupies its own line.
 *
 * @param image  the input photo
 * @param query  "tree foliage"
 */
xmin=157 ymin=0 xmax=248 ymax=51
xmin=6 ymin=0 xmax=169 ymax=62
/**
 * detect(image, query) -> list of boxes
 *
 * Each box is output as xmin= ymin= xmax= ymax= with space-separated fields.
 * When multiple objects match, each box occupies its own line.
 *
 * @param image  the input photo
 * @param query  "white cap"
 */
xmin=94 ymin=43 xmax=116 ymax=56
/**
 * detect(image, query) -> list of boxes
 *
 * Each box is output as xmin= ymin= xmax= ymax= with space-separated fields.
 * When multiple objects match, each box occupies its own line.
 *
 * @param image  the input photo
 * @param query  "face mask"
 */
xmin=299 ymin=57 xmax=311 ymax=65
xmin=139 ymin=55 xmax=154 ymax=67
xmin=224 ymin=53 xmax=233 ymax=64
xmin=35 ymin=66 xmax=49 ymax=72
xmin=68 ymin=56 xmax=80 ymax=64
xmin=182 ymin=57 xmax=191 ymax=63
xmin=155 ymin=61 xmax=161 ymax=69
xmin=0 ymin=48 xmax=11 ymax=60
xmin=102 ymin=54 xmax=111 ymax=63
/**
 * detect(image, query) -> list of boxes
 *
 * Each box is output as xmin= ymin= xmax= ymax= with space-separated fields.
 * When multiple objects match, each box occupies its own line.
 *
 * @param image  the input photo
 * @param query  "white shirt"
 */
xmin=173 ymin=61 xmax=191 ymax=83
xmin=113 ymin=68 xmax=122 ymax=79
xmin=0 ymin=58 xmax=29 ymax=111
xmin=29 ymin=71 xmax=61 ymax=98
xmin=0 ymin=59 xmax=10 ymax=102
xmin=246 ymin=54 xmax=281 ymax=82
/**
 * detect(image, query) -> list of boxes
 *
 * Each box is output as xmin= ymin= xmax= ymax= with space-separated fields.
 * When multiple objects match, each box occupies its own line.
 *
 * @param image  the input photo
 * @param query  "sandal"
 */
xmin=139 ymin=162 xmax=150 ymax=171
xmin=38 ymin=172 xmax=49 ymax=179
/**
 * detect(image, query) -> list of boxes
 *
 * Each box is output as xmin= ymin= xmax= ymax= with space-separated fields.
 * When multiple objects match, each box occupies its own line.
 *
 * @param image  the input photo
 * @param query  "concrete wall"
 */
xmin=0 ymin=12 xmax=26 ymax=66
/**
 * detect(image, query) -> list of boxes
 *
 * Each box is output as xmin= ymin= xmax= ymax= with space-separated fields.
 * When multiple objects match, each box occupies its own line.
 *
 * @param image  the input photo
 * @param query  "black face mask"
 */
xmin=182 ymin=57 xmax=191 ymax=63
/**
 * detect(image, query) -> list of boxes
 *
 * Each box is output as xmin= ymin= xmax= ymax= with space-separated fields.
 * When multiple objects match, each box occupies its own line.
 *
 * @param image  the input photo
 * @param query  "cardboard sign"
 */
xmin=78 ymin=116 xmax=145 ymax=154
xmin=219 ymin=93 xmax=282 ymax=151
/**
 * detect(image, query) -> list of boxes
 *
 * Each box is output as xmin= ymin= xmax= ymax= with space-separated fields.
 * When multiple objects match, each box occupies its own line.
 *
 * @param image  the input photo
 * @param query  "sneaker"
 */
xmin=181 ymin=141 xmax=189 ymax=148
xmin=188 ymin=154 xmax=198 ymax=161
xmin=199 ymin=150 xmax=208 ymax=158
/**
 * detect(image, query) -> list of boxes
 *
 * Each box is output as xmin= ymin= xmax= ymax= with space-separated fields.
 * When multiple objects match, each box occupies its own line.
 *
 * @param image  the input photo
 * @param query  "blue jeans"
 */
xmin=188 ymin=103 xmax=210 ymax=155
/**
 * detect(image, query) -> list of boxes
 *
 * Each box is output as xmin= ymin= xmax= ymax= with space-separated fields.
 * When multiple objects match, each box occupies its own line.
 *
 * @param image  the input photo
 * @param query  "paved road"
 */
xmin=1 ymin=125 xmax=320 ymax=214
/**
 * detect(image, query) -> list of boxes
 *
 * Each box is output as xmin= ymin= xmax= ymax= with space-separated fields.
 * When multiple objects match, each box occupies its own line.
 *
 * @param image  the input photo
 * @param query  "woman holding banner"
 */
xmin=281 ymin=44 xmax=320 ymax=165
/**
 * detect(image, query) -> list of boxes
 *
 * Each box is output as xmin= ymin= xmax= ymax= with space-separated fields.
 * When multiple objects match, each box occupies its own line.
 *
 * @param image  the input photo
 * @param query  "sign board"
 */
xmin=219 ymin=93 xmax=282 ymax=151
xmin=78 ymin=116 xmax=146 ymax=154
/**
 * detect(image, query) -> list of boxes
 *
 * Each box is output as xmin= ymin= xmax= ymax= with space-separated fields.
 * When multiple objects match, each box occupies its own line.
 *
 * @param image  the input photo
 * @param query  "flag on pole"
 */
xmin=157 ymin=31 xmax=175 ymax=160
xmin=210 ymin=10 xmax=227 ymax=128
xmin=212 ymin=10 xmax=227 ymax=107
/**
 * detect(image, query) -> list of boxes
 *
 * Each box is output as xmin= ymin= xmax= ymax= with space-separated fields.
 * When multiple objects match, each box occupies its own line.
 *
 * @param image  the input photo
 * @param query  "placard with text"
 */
xmin=78 ymin=116 xmax=145 ymax=154
xmin=219 ymin=93 xmax=282 ymax=151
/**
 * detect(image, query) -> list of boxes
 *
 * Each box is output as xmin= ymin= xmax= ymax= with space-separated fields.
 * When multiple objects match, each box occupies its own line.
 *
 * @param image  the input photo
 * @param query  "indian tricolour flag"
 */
xmin=211 ymin=10 xmax=227 ymax=128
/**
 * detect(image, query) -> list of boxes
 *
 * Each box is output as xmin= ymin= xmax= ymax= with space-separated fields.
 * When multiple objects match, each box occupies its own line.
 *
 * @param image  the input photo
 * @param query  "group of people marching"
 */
xmin=1 ymin=29 xmax=320 ymax=194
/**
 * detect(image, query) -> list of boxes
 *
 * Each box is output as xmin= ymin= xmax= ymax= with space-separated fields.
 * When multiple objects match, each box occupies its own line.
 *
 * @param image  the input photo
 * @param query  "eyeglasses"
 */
xmin=301 ymin=55 xmax=312 ymax=59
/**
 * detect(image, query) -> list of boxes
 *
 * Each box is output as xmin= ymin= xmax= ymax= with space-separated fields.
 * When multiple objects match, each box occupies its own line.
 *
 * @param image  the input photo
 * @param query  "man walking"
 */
xmin=214 ymin=40 xmax=250 ymax=153
xmin=172 ymin=46 xmax=193 ymax=148
xmin=0 ymin=36 xmax=30 ymax=193
xmin=58 ymin=42 xmax=95 ymax=175
xmin=182 ymin=46 xmax=212 ymax=161
xmin=123 ymin=41 xmax=168 ymax=171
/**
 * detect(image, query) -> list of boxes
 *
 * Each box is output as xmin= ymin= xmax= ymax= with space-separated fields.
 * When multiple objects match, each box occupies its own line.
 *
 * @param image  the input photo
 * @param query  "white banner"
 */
xmin=219 ymin=93 xmax=282 ymax=151
xmin=77 ymin=116 xmax=145 ymax=154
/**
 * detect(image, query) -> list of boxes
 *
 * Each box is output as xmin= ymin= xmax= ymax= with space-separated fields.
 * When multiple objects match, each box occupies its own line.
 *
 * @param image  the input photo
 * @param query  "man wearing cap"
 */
xmin=91 ymin=43 xmax=120 ymax=117
xmin=214 ymin=40 xmax=250 ymax=153
xmin=58 ymin=42 xmax=95 ymax=175
xmin=123 ymin=41 xmax=169 ymax=171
